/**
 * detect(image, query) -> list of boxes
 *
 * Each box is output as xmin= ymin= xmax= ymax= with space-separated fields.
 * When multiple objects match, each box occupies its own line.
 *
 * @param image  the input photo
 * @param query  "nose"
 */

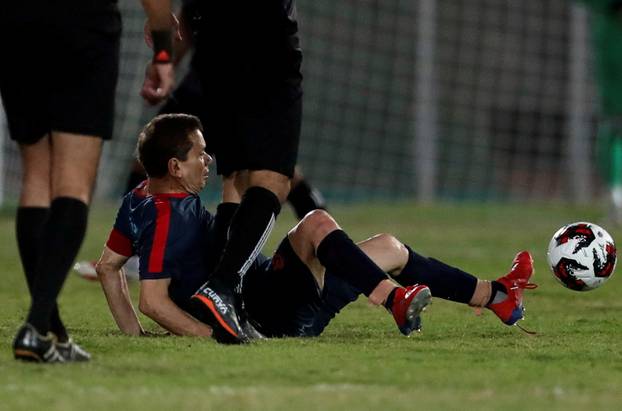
xmin=204 ymin=152 xmax=213 ymax=164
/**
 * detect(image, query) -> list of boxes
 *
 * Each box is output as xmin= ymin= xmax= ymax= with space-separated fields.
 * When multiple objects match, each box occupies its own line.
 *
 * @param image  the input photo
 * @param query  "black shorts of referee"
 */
xmin=191 ymin=0 xmax=303 ymax=179
xmin=0 ymin=2 xmax=121 ymax=144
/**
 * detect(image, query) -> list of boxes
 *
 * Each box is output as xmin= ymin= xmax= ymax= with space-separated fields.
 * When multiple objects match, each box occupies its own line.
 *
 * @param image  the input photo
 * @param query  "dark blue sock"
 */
xmin=396 ymin=245 xmax=477 ymax=304
xmin=383 ymin=288 xmax=397 ymax=310
xmin=316 ymin=230 xmax=388 ymax=296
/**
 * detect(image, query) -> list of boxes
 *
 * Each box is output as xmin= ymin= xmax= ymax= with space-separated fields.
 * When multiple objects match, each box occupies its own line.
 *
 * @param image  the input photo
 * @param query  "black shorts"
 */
xmin=0 ymin=18 xmax=121 ymax=144
xmin=201 ymin=86 xmax=302 ymax=179
xmin=158 ymin=69 xmax=214 ymax=153
xmin=161 ymin=67 xmax=302 ymax=178
xmin=243 ymin=237 xmax=362 ymax=337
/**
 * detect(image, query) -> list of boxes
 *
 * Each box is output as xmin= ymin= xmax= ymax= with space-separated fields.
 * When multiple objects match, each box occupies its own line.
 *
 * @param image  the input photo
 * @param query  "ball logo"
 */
xmin=593 ymin=242 xmax=616 ymax=278
xmin=554 ymin=258 xmax=589 ymax=291
xmin=555 ymin=223 xmax=594 ymax=253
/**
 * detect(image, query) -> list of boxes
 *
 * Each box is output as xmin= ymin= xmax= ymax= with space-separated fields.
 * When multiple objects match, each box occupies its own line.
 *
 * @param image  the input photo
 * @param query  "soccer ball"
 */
xmin=547 ymin=222 xmax=616 ymax=291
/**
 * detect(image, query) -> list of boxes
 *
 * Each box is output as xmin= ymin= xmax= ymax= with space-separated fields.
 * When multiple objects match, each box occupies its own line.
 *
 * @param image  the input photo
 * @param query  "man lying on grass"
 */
xmin=96 ymin=114 xmax=537 ymax=343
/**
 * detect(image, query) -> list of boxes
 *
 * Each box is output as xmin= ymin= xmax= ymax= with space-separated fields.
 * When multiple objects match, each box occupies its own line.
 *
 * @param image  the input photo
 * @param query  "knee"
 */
xmin=376 ymin=232 xmax=402 ymax=248
xmin=375 ymin=233 xmax=408 ymax=258
xmin=299 ymin=210 xmax=339 ymax=246
xmin=249 ymin=170 xmax=291 ymax=202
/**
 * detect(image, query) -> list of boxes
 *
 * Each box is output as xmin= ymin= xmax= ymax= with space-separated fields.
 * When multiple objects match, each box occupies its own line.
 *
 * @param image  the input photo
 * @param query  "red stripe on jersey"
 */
xmin=148 ymin=197 xmax=172 ymax=273
xmin=106 ymin=228 xmax=133 ymax=257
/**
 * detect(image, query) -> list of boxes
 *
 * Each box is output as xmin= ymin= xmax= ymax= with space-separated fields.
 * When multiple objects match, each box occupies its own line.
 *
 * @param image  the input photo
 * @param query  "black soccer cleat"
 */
xmin=190 ymin=278 xmax=248 ymax=344
xmin=238 ymin=308 xmax=266 ymax=341
xmin=13 ymin=323 xmax=64 ymax=363
xmin=241 ymin=319 xmax=265 ymax=340
xmin=55 ymin=338 xmax=91 ymax=362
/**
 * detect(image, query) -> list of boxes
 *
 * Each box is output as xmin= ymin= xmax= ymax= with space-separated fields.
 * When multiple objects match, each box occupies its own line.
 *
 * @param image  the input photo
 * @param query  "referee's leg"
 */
xmin=15 ymin=132 xmax=101 ymax=362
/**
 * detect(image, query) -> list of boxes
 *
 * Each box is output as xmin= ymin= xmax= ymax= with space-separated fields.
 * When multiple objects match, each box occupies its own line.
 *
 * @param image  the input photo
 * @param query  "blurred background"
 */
xmin=0 ymin=0 xmax=603 ymax=205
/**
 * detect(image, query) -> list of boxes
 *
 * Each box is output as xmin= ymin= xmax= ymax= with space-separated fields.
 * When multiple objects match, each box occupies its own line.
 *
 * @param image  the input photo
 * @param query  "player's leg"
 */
xmin=16 ymin=141 xmax=52 ymax=301
xmin=190 ymin=169 xmax=286 ymax=343
xmin=287 ymin=167 xmax=327 ymax=219
xmin=15 ymin=138 xmax=71 ymax=336
xmin=212 ymin=169 xmax=288 ymax=291
xmin=358 ymin=234 xmax=536 ymax=326
xmin=12 ymin=138 xmax=63 ymax=362
xmin=24 ymin=133 xmax=102 ymax=357
xmin=286 ymin=210 xmax=431 ymax=336
xmin=206 ymin=94 xmax=301 ymax=294
xmin=192 ymin=74 xmax=301 ymax=340
xmin=3 ymin=27 xmax=70 ymax=361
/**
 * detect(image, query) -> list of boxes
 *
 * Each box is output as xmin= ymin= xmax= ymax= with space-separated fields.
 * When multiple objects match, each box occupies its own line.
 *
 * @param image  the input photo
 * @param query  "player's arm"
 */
xmin=96 ymin=246 xmax=145 ymax=336
xmin=139 ymin=278 xmax=213 ymax=337
xmin=141 ymin=0 xmax=172 ymax=30
xmin=140 ymin=0 xmax=175 ymax=104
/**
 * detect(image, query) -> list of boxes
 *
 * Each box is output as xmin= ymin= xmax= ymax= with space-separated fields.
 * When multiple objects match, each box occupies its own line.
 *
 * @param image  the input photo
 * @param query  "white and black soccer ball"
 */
xmin=547 ymin=222 xmax=616 ymax=291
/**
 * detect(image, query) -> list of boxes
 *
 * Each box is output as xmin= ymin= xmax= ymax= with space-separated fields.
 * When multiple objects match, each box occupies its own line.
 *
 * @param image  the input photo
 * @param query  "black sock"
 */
xmin=316 ymin=230 xmax=388 ymax=296
xmin=16 ymin=207 xmax=69 ymax=340
xmin=16 ymin=207 xmax=49 ymax=294
xmin=212 ymin=186 xmax=281 ymax=290
xmin=205 ymin=202 xmax=239 ymax=274
xmin=383 ymin=288 xmax=397 ymax=310
xmin=26 ymin=197 xmax=88 ymax=334
xmin=487 ymin=281 xmax=507 ymax=306
xmin=396 ymin=245 xmax=478 ymax=304
xmin=287 ymin=179 xmax=326 ymax=219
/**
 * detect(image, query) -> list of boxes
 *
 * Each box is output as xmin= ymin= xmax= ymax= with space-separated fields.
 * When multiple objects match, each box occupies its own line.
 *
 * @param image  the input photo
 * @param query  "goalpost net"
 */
xmin=0 ymin=0 xmax=600 ymax=205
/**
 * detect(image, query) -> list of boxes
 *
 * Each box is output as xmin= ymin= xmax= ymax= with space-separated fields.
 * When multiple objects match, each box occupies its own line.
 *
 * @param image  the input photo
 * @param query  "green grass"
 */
xmin=1 ymin=202 xmax=622 ymax=411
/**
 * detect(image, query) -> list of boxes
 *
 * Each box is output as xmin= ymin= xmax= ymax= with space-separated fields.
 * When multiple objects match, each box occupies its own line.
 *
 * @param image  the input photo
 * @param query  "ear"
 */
xmin=168 ymin=158 xmax=183 ymax=177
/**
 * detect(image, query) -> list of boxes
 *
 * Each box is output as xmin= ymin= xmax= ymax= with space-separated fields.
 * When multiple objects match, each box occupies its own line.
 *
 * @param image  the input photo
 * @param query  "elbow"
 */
xmin=94 ymin=261 xmax=106 ymax=280
xmin=95 ymin=260 xmax=117 ymax=282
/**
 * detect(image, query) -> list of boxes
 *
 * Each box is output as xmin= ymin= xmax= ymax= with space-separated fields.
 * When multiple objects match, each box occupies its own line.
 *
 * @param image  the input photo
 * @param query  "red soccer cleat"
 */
xmin=488 ymin=251 xmax=538 ymax=326
xmin=390 ymin=284 xmax=432 ymax=336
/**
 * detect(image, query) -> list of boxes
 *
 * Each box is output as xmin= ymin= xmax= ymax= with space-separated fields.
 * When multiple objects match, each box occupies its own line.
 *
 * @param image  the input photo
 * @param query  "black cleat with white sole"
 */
xmin=190 ymin=278 xmax=248 ymax=344
xmin=13 ymin=323 xmax=64 ymax=363
xmin=55 ymin=338 xmax=91 ymax=362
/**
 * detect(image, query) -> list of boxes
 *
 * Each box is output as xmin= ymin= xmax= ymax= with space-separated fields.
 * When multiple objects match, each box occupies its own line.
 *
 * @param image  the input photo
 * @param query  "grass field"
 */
xmin=1 ymin=201 xmax=621 ymax=411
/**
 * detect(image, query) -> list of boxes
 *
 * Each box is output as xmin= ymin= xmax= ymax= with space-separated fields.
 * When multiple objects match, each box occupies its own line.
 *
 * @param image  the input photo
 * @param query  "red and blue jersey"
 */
xmin=106 ymin=181 xmax=219 ymax=308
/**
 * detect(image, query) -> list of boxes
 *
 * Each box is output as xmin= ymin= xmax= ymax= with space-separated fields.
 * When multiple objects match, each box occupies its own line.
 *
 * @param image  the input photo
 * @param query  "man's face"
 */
xmin=179 ymin=130 xmax=212 ymax=194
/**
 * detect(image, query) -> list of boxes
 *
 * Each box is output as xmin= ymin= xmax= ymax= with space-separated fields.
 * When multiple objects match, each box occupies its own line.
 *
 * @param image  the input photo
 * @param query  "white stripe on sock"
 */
xmin=238 ymin=213 xmax=276 ymax=277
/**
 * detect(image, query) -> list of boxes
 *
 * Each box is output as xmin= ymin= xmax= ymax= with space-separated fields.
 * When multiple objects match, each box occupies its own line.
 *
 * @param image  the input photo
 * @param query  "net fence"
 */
xmin=0 ymin=0 xmax=602 ymax=205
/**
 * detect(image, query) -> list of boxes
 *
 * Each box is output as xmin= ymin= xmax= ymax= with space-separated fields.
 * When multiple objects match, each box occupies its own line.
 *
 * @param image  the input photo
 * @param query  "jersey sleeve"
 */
xmin=105 ymin=194 xmax=135 ymax=257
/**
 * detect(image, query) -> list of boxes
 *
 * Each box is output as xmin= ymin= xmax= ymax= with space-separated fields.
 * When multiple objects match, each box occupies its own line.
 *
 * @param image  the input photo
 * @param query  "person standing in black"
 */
xmin=1 ymin=0 xmax=121 ymax=362
xmin=140 ymin=0 xmax=304 ymax=339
